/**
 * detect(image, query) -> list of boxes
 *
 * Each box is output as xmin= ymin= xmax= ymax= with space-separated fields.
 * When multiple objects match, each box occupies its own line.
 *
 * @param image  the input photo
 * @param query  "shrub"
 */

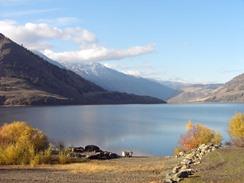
xmin=178 ymin=121 xmax=222 ymax=151
xmin=41 ymin=148 xmax=52 ymax=164
xmin=58 ymin=150 xmax=71 ymax=164
xmin=0 ymin=121 xmax=49 ymax=165
xmin=30 ymin=148 xmax=52 ymax=166
xmin=31 ymin=153 xmax=42 ymax=166
xmin=228 ymin=113 xmax=244 ymax=147
xmin=0 ymin=121 xmax=48 ymax=151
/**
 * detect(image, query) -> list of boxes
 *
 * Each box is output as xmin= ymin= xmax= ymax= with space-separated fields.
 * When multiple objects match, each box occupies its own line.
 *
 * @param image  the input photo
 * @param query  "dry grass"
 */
xmin=182 ymin=147 xmax=244 ymax=183
xmin=0 ymin=157 xmax=178 ymax=183
xmin=57 ymin=157 xmax=173 ymax=173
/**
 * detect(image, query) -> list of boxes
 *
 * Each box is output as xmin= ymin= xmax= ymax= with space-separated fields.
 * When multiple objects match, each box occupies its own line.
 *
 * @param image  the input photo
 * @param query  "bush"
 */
xmin=30 ymin=148 xmax=52 ymax=166
xmin=178 ymin=121 xmax=222 ymax=151
xmin=0 ymin=121 xmax=49 ymax=165
xmin=58 ymin=150 xmax=71 ymax=164
xmin=229 ymin=113 xmax=244 ymax=147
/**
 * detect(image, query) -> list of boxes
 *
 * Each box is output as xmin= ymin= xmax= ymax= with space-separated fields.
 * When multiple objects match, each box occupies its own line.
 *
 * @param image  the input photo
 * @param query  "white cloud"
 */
xmin=0 ymin=20 xmax=96 ymax=50
xmin=0 ymin=20 xmax=155 ymax=62
xmin=44 ymin=44 xmax=154 ymax=63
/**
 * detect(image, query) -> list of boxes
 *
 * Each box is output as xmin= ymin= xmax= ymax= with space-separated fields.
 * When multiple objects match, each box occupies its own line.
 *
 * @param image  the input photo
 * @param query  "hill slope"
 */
xmin=167 ymin=83 xmax=222 ymax=103
xmin=0 ymin=33 xmax=165 ymax=105
xmin=182 ymin=147 xmax=244 ymax=183
xmin=204 ymin=74 xmax=244 ymax=103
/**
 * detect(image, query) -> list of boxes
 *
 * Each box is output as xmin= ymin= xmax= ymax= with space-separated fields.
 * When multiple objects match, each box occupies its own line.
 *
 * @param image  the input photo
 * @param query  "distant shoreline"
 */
xmin=0 ymin=102 xmax=244 ymax=108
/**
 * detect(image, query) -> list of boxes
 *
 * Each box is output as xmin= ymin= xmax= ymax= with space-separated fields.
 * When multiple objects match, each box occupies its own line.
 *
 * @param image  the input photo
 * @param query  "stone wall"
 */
xmin=164 ymin=143 xmax=221 ymax=183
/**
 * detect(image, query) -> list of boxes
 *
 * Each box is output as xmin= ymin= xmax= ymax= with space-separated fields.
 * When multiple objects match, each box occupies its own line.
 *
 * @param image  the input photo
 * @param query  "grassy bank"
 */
xmin=182 ymin=147 xmax=244 ymax=183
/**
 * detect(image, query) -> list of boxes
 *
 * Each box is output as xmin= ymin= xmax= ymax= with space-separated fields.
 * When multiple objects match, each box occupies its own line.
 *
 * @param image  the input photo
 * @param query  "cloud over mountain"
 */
xmin=0 ymin=20 xmax=155 ymax=63
xmin=44 ymin=44 xmax=154 ymax=63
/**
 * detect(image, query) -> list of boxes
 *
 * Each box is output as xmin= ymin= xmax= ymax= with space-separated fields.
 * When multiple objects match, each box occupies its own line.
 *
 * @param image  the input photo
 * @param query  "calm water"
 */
xmin=0 ymin=104 xmax=243 ymax=156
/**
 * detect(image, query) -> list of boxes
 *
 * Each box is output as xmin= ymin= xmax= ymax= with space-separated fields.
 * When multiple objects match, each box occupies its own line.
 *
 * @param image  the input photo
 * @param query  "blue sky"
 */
xmin=0 ymin=0 xmax=244 ymax=83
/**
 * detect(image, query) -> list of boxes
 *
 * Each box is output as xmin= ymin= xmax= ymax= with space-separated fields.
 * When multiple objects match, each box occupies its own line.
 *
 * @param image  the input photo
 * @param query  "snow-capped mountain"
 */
xmin=33 ymin=51 xmax=179 ymax=100
xmin=61 ymin=62 xmax=179 ymax=100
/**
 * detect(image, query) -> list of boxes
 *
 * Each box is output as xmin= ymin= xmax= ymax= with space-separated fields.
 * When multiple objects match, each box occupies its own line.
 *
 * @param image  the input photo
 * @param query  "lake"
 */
xmin=0 ymin=104 xmax=243 ymax=156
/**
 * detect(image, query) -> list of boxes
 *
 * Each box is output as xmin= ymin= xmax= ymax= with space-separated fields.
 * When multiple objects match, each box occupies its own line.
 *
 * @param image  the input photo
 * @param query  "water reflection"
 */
xmin=0 ymin=104 xmax=243 ymax=155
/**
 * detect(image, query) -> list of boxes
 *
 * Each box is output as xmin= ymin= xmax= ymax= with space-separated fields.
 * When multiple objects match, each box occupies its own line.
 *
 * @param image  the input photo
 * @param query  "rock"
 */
xmin=179 ymin=151 xmax=184 ymax=156
xmin=209 ymin=143 xmax=214 ymax=146
xmin=67 ymin=145 xmax=119 ymax=160
xmin=172 ymin=165 xmax=182 ymax=174
xmin=180 ymin=164 xmax=189 ymax=170
xmin=103 ymin=151 xmax=111 ymax=159
xmin=86 ymin=152 xmax=102 ymax=159
xmin=86 ymin=151 xmax=119 ymax=160
xmin=214 ymin=144 xmax=221 ymax=148
xmin=198 ymin=144 xmax=206 ymax=149
xmin=177 ymin=169 xmax=193 ymax=178
xmin=171 ymin=175 xmax=182 ymax=182
xmin=164 ymin=143 xmax=221 ymax=183
xmin=71 ymin=146 xmax=85 ymax=153
xmin=109 ymin=152 xmax=119 ymax=159
xmin=185 ymin=154 xmax=194 ymax=160
xmin=85 ymin=145 xmax=101 ymax=152
xmin=193 ymin=161 xmax=201 ymax=165
xmin=164 ymin=178 xmax=173 ymax=183
xmin=181 ymin=159 xmax=192 ymax=165
xmin=69 ymin=152 xmax=86 ymax=158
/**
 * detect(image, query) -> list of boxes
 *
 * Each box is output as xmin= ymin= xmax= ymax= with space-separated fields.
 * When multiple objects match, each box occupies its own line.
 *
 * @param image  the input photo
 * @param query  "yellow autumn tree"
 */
xmin=0 ymin=121 xmax=49 ymax=165
xmin=229 ymin=113 xmax=244 ymax=147
xmin=179 ymin=122 xmax=222 ymax=151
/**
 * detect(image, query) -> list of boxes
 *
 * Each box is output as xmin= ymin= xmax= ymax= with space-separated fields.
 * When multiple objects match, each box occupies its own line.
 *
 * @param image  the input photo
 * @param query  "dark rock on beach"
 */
xmin=84 ymin=145 xmax=101 ymax=152
xmin=69 ymin=145 xmax=119 ymax=160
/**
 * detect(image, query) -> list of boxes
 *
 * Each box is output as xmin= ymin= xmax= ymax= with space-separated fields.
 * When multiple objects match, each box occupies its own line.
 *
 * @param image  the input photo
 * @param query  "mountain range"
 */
xmin=164 ymin=75 xmax=244 ymax=103
xmin=164 ymin=77 xmax=244 ymax=103
xmin=1 ymin=32 xmax=244 ymax=105
xmin=34 ymin=50 xmax=244 ymax=104
xmin=60 ymin=62 xmax=179 ymax=101
xmin=0 ymin=33 xmax=165 ymax=105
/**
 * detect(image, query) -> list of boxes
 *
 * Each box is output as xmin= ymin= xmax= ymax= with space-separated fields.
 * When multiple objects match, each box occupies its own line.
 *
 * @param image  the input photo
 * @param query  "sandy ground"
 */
xmin=0 ymin=157 xmax=178 ymax=183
